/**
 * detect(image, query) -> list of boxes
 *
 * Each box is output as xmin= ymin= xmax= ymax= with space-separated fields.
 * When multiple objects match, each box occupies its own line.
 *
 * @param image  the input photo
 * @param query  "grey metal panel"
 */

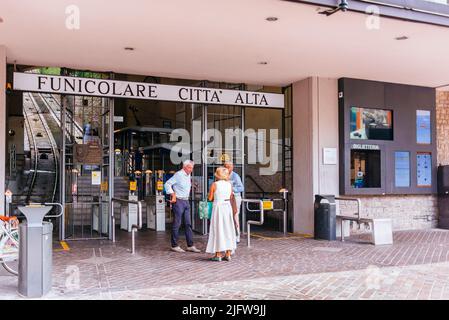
xmin=339 ymin=78 xmax=437 ymax=196
xmin=284 ymin=0 xmax=449 ymax=28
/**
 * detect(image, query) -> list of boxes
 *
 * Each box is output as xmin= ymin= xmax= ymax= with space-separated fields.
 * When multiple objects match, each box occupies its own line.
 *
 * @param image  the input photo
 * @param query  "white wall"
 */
xmin=0 ymin=45 xmax=6 ymax=213
xmin=292 ymin=77 xmax=339 ymax=235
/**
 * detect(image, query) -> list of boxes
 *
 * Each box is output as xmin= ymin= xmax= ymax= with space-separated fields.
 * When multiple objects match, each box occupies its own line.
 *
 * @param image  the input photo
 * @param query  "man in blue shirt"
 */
xmin=224 ymin=161 xmax=244 ymax=243
xmin=164 ymin=160 xmax=201 ymax=253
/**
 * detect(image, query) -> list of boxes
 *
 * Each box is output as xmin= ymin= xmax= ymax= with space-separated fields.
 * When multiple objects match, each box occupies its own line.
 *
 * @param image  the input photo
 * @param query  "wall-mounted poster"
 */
xmin=417 ymin=152 xmax=432 ymax=187
xmin=395 ymin=151 xmax=410 ymax=187
xmin=91 ymin=171 xmax=101 ymax=185
xmin=416 ymin=110 xmax=431 ymax=144
xmin=350 ymin=107 xmax=393 ymax=140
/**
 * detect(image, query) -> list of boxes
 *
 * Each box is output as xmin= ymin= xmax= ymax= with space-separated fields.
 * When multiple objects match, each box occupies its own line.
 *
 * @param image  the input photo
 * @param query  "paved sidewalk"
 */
xmin=2 ymin=228 xmax=449 ymax=299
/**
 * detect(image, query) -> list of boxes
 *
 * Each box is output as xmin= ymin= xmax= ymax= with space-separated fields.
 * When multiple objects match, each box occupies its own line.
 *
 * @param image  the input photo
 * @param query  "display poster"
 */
xmin=417 ymin=152 xmax=432 ymax=187
xmin=416 ymin=110 xmax=431 ymax=144
xmin=73 ymin=142 xmax=102 ymax=164
xmin=394 ymin=151 xmax=410 ymax=187
xmin=91 ymin=171 xmax=101 ymax=185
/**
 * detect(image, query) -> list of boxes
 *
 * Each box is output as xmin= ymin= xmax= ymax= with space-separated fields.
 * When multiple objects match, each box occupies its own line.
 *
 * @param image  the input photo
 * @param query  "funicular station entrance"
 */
xmin=5 ymin=67 xmax=293 ymax=247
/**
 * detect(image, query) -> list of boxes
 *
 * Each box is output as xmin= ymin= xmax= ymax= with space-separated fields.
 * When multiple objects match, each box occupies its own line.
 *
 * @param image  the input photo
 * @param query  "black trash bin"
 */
xmin=314 ymin=195 xmax=336 ymax=240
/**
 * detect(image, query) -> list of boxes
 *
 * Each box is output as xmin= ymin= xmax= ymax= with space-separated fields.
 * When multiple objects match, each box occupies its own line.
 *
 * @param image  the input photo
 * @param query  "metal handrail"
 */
xmin=335 ymin=196 xmax=362 ymax=220
xmin=42 ymin=202 xmax=64 ymax=218
xmin=335 ymin=196 xmax=362 ymax=242
xmin=111 ymin=197 xmax=143 ymax=254
xmin=22 ymin=202 xmax=64 ymax=218
xmin=244 ymin=190 xmax=289 ymax=236
xmin=243 ymin=199 xmax=264 ymax=248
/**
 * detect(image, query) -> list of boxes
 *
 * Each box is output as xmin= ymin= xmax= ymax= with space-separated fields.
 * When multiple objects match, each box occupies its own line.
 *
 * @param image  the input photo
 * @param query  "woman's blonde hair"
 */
xmin=215 ymin=167 xmax=230 ymax=181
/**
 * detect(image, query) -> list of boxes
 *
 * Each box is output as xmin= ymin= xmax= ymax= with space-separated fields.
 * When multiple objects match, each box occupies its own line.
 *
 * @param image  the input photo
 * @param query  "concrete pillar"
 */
xmin=0 ymin=45 xmax=6 ymax=214
xmin=292 ymin=77 xmax=339 ymax=235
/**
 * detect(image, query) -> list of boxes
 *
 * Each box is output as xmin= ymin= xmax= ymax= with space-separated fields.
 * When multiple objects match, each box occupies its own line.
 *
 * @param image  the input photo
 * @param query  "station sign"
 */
xmin=13 ymin=72 xmax=284 ymax=108
xmin=351 ymin=144 xmax=380 ymax=150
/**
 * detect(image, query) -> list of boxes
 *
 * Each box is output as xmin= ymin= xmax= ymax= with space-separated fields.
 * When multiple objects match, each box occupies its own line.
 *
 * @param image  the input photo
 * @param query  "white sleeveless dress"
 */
xmin=206 ymin=180 xmax=237 ymax=254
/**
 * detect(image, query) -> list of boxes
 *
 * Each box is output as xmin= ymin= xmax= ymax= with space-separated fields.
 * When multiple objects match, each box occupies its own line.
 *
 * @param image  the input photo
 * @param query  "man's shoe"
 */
xmin=171 ymin=246 xmax=185 ymax=253
xmin=186 ymin=246 xmax=201 ymax=253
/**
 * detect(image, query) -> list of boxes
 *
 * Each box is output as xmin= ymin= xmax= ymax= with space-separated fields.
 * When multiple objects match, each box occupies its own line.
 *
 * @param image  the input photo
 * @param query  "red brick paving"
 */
xmin=3 ymin=228 xmax=449 ymax=299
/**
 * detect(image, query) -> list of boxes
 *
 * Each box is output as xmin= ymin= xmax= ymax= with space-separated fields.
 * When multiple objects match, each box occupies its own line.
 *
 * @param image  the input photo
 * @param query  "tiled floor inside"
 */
xmin=3 ymin=228 xmax=449 ymax=299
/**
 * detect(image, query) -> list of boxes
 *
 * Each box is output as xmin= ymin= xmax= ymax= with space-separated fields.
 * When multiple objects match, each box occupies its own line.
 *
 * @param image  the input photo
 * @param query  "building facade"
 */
xmin=1 ymin=0 xmax=449 ymax=238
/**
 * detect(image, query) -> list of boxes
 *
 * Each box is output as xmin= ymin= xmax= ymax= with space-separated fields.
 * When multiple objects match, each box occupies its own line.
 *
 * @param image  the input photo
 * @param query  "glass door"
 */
xmin=60 ymin=93 xmax=113 ymax=240
xmin=190 ymin=104 xmax=206 ymax=234
xmin=190 ymin=103 xmax=244 ymax=235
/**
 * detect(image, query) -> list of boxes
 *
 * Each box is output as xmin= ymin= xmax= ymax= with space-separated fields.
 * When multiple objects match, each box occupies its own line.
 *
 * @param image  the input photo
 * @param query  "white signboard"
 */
xmin=91 ymin=171 xmax=101 ymax=185
xmin=13 ymin=72 xmax=284 ymax=108
xmin=323 ymin=148 xmax=337 ymax=165
xmin=351 ymin=144 xmax=380 ymax=150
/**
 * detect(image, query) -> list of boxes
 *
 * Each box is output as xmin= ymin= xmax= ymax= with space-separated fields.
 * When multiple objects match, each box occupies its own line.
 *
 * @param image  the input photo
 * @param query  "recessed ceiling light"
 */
xmin=258 ymin=61 xmax=268 ymax=65
xmin=124 ymin=47 xmax=135 ymax=51
xmin=266 ymin=17 xmax=278 ymax=22
xmin=395 ymin=36 xmax=409 ymax=41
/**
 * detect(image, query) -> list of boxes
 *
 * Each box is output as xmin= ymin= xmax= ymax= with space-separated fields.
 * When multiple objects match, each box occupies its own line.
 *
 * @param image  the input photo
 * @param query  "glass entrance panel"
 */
xmin=61 ymin=94 xmax=112 ymax=240
xmin=206 ymin=104 xmax=243 ymax=188
xmin=190 ymin=104 xmax=243 ymax=234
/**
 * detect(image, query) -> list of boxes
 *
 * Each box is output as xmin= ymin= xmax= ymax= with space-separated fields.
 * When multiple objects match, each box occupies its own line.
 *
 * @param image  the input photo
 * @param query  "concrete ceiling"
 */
xmin=1 ymin=0 xmax=449 ymax=87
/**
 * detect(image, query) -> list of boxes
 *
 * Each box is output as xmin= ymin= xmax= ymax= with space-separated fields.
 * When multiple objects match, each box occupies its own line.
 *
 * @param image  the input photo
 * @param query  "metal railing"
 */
xmin=244 ymin=199 xmax=264 ymax=248
xmin=335 ymin=196 xmax=362 ymax=220
xmin=243 ymin=189 xmax=288 ymax=234
xmin=11 ymin=202 xmax=64 ymax=219
xmin=335 ymin=196 xmax=362 ymax=242
xmin=111 ymin=197 xmax=143 ymax=254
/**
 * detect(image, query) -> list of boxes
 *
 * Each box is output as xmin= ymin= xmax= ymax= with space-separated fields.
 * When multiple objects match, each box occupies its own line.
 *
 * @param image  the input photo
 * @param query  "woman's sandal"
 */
xmin=209 ymin=256 xmax=222 ymax=262
xmin=223 ymin=255 xmax=232 ymax=261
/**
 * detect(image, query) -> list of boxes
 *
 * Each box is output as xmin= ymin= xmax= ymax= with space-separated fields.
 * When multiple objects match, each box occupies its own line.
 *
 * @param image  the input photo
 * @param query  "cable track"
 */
xmin=23 ymin=92 xmax=59 ymax=203
xmin=38 ymin=93 xmax=83 ymax=142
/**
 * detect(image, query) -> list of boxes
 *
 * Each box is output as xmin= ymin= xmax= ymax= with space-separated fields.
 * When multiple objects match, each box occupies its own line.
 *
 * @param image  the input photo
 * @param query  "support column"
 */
xmin=0 ymin=46 xmax=6 ymax=214
xmin=292 ymin=77 xmax=339 ymax=235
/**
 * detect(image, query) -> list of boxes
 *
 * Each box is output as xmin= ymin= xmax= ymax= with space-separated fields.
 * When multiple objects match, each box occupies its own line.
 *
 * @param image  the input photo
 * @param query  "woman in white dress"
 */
xmin=206 ymin=167 xmax=237 ymax=261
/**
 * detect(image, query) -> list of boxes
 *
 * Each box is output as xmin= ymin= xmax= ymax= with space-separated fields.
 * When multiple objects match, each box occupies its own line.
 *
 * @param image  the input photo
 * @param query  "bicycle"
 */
xmin=0 ymin=216 xmax=19 ymax=276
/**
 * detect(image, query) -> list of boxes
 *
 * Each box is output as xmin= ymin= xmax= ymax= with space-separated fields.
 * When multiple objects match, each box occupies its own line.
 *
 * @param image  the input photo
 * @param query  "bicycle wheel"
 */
xmin=0 ymin=229 xmax=19 ymax=276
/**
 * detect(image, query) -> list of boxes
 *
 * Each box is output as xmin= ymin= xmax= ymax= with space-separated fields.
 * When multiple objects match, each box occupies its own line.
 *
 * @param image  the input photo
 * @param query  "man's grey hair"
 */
xmin=224 ymin=161 xmax=233 ymax=166
xmin=183 ymin=159 xmax=194 ymax=167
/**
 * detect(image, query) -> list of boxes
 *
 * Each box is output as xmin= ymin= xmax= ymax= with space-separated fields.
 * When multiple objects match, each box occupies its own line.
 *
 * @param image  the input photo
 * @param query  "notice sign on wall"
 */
xmin=91 ymin=171 xmax=101 ymax=185
xmin=417 ymin=152 xmax=432 ymax=187
xmin=73 ymin=142 xmax=102 ymax=164
xmin=323 ymin=148 xmax=337 ymax=165
xmin=394 ymin=151 xmax=410 ymax=187
xmin=13 ymin=72 xmax=285 ymax=108
xmin=416 ymin=110 xmax=431 ymax=144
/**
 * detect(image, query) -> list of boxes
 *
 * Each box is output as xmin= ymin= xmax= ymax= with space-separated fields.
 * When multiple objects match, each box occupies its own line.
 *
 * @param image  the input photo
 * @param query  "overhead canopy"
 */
xmin=1 ymin=0 xmax=449 ymax=88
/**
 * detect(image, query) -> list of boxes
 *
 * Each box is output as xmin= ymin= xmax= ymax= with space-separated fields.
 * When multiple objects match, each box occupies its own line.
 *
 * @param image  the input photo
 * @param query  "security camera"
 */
xmin=339 ymin=0 xmax=349 ymax=11
xmin=318 ymin=0 xmax=349 ymax=16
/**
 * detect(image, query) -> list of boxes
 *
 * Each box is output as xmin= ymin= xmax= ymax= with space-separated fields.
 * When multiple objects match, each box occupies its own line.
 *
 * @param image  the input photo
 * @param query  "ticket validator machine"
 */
xmin=121 ymin=175 xmax=139 ymax=232
xmin=146 ymin=170 xmax=166 ymax=231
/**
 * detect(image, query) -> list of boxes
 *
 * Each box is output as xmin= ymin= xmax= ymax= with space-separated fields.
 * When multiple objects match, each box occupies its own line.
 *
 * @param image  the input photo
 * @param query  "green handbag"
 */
xmin=198 ymin=200 xmax=213 ymax=219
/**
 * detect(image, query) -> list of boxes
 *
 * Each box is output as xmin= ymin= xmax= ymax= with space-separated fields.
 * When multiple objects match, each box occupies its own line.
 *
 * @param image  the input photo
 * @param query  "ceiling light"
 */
xmin=395 ymin=36 xmax=409 ymax=41
xmin=266 ymin=17 xmax=278 ymax=22
xmin=258 ymin=61 xmax=268 ymax=65
xmin=124 ymin=47 xmax=135 ymax=51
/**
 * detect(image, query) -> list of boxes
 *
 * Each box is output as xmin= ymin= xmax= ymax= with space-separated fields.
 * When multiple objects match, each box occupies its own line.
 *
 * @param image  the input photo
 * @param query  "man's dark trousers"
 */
xmin=171 ymin=199 xmax=194 ymax=248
